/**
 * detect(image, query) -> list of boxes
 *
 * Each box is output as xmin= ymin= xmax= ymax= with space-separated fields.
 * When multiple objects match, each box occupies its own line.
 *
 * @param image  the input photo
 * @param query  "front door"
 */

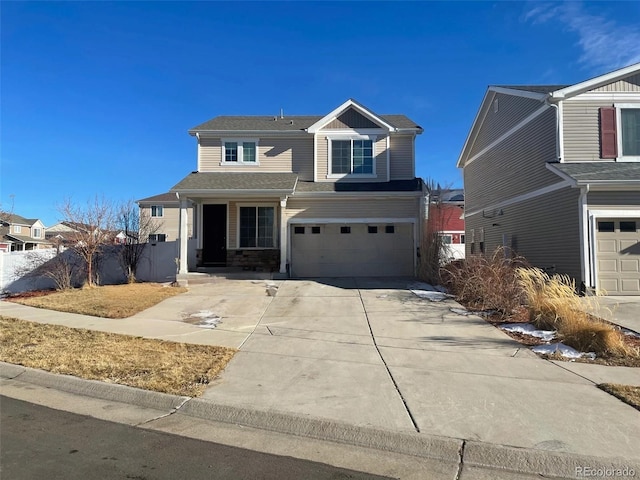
xmin=203 ymin=204 xmax=227 ymax=266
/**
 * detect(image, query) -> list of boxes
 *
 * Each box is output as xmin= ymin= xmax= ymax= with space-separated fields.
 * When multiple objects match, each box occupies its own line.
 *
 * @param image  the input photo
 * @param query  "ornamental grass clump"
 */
xmin=517 ymin=267 xmax=631 ymax=356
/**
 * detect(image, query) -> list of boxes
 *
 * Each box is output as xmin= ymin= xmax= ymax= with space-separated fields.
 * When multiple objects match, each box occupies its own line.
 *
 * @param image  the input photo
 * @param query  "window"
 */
xmin=620 ymin=221 xmax=637 ymax=232
xmin=441 ymin=234 xmax=452 ymax=244
xmin=149 ymin=234 xmax=166 ymax=242
xmin=460 ymin=234 xmax=465 ymax=244
xmin=598 ymin=221 xmax=615 ymax=232
xmin=14 ymin=225 xmax=21 ymax=233
xmin=311 ymin=226 xmax=321 ymax=234
xmin=240 ymin=206 xmax=274 ymax=247
xmin=385 ymin=225 xmax=395 ymax=234
xmin=294 ymin=226 xmax=305 ymax=234
xmin=368 ymin=226 xmax=378 ymax=234
xmin=330 ymin=139 xmax=374 ymax=175
xmin=340 ymin=226 xmax=351 ymax=234
xmin=33 ymin=228 xmax=42 ymax=238
xmin=621 ymin=108 xmax=640 ymax=157
xmin=223 ymin=139 xmax=258 ymax=164
xmin=151 ymin=205 xmax=163 ymax=217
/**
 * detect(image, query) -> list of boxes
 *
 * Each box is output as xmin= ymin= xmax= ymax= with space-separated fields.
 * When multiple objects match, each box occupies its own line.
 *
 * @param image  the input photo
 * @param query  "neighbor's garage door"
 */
xmin=596 ymin=218 xmax=640 ymax=295
xmin=290 ymin=223 xmax=414 ymax=277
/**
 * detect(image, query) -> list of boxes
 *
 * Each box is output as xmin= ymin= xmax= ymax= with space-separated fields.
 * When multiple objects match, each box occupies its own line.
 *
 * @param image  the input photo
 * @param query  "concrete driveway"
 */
xmin=201 ymin=277 xmax=640 ymax=461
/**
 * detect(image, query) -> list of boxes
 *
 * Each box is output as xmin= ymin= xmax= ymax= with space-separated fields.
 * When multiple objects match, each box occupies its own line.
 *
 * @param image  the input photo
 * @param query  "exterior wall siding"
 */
xmin=464 ymin=107 xmax=559 ymax=209
xmin=587 ymin=191 xmax=640 ymax=207
xmin=563 ymin=99 xmax=608 ymax=162
xmin=389 ymin=135 xmax=414 ymax=180
xmin=285 ymin=197 xmax=419 ymax=221
xmin=469 ymin=93 xmax=546 ymax=158
xmin=198 ymin=136 xmax=314 ymax=180
xmin=465 ymin=186 xmax=582 ymax=282
xmin=590 ymin=73 xmax=640 ymax=92
xmin=323 ymin=109 xmax=379 ymax=129
xmin=140 ymin=205 xmax=193 ymax=242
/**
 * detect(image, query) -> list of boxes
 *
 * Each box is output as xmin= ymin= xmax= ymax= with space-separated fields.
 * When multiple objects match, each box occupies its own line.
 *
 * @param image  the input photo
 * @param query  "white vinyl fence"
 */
xmin=1 ymin=240 xmax=196 ymax=294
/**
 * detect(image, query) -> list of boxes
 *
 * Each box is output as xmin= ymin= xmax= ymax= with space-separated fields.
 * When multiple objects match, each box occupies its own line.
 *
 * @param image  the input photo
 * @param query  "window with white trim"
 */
xmin=239 ymin=206 xmax=275 ymax=248
xmin=14 ymin=225 xmax=21 ymax=234
xmin=441 ymin=234 xmax=452 ymax=244
xmin=620 ymin=108 xmax=640 ymax=157
xmin=329 ymin=138 xmax=374 ymax=175
xmin=223 ymin=139 xmax=258 ymax=164
xmin=33 ymin=227 xmax=42 ymax=238
xmin=148 ymin=233 xmax=166 ymax=242
xmin=151 ymin=205 xmax=163 ymax=217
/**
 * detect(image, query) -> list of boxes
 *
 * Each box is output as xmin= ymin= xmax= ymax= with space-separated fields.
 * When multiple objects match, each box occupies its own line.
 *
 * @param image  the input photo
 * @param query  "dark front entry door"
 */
xmin=202 ymin=204 xmax=227 ymax=265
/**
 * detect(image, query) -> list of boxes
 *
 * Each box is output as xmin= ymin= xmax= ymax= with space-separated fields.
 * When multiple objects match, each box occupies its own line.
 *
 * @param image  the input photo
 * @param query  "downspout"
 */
xmin=547 ymin=99 xmax=564 ymax=162
xmin=578 ymin=184 xmax=590 ymax=294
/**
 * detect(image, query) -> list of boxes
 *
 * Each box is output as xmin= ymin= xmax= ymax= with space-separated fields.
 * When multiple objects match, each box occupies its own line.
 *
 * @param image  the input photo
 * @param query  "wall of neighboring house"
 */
xmin=465 ymin=187 xmax=582 ymax=280
xmin=463 ymin=106 xmax=560 ymax=209
xmin=198 ymin=136 xmax=314 ymax=180
xmin=140 ymin=205 xmax=193 ymax=243
xmin=563 ymin=77 xmax=640 ymax=162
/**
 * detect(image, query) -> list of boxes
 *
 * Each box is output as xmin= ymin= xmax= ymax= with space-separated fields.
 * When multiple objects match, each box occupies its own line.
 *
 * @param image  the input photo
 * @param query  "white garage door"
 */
xmin=596 ymin=218 xmax=640 ymax=295
xmin=290 ymin=223 xmax=414 ymax=277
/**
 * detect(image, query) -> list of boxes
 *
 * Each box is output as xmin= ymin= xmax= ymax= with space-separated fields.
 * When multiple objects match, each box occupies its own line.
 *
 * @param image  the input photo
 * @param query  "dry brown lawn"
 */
xmin=7 ymin=283 xmax=187 ymax=318
xmin=598 ymin=384 xmax=640 ymax=411
xmin=0 ymin=316 xmax=236 ymax=397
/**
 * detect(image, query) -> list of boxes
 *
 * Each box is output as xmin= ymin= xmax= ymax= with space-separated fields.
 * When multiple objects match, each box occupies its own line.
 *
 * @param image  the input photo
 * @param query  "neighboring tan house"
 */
xmin=46 ymin=221 xmax=126 ymax=247
xmin=0 ymin=214 xmax=51 ymax=251
xmin=170 ymin=98 xmax=427 ymax=277
xmin=458 ymin=63 xmax=640 ymax=295
xmin=428 ymin=189 xmax=465 ymax=261
xmin=137 ymin=192 xmax=194 ymax=243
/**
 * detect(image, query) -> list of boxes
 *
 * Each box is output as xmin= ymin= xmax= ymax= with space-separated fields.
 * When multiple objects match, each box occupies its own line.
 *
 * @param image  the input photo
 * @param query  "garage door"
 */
xmin=596 ymin=218 xmax=640 ymax=295
xmin=290 ymin=223 xmax=414 ymax=277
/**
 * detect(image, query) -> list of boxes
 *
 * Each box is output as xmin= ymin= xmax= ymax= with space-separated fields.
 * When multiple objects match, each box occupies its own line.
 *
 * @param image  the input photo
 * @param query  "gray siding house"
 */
xmin=171 ymin=99 xmax=426 ymax=278
xmin=458 ymin=63 xmax=640 ymax=295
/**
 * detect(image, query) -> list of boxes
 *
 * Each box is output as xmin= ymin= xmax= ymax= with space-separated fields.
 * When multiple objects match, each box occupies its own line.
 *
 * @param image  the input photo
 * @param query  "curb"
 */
xmin=2 ymin=362 xmax=638 ymax=478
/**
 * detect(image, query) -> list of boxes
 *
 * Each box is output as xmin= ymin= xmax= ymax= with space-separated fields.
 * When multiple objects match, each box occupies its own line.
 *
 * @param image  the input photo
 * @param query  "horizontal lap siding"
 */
xmin=465 ymin=186 xmax=582 ymax=281
xmin=588 ymin=191 xmax=640 ymax=208
xmin=198 ymin=137 xmax=313 ymax=178
xmin=469 ymin=94 xmax=545 ymax=158
xmin=464 ymin=108 xmax=558 ymax=209
xmin=285 ymin=198 xmax=419 ymax=221
xmin=316 ymin=135 xmax=328 ymax=179
xmin=140 ymin=206 xmax=192 ymax=242
xmin=563 ymin=100 xmax=606 ymax=162
xmin=390 ymin=135 xmax=414 ymax=180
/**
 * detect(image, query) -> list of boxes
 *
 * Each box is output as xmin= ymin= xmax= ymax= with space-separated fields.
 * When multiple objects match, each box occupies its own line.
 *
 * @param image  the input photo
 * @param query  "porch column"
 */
xmin=279 ymin=197 xmax=288 ymax=274
xmin=178 ymin=197 xmax=189 ymax=274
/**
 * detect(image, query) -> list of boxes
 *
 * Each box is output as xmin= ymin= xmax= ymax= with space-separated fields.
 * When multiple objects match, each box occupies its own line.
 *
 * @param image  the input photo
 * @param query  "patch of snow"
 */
xmin=450 ymin=307 xmax=473 ymax=315
xmin=411 ymin=290 xmax=450 ymax=302
xmin=376 ymin=294 xmax=388 ymax=299
xmin=621 ymin=327 xmax=640 ymax=338
xmin=500 ymin=323 xmax=556 ymax=342
xmin=197 ymin=316 xmax=222 ymax=329
xmin=408 ymin=282 xmax=436 ymax=291
xmin=190 ymin=310 xmax=217 ymax=318
xmin=531 ymin=342 xmax=596 ymax=360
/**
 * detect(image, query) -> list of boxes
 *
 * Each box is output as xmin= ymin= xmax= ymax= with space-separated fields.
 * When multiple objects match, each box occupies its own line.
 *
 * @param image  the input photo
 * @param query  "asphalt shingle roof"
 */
xmin=137 ymin=192 xmax=179 ymax=203
xmin=190 ymin=114 xmax=421 ymax=132
xmin=294 ymin=179 xmax=423 ymax=193
xmin=171 ymin=172 xmax=300 ymax=192
xmin=550 ymin=162 xmax=640 ymax=183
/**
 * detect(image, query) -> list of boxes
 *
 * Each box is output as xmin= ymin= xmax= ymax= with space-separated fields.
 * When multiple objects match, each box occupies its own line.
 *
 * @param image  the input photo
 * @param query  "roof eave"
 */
xmin=292 ymin=190 xmax=422 ymax=197
xmin=170 ymin=188 xmax=295 ymax=196
xmin=549 ymin=62 xmax=640 ymax=100
xmin=457 ymin=89 xmax=495 ymax=168
xmin=306 ymin=99 xmax=396 ymax=133
xmin=189 ymin=129 xmax=309 ymax=137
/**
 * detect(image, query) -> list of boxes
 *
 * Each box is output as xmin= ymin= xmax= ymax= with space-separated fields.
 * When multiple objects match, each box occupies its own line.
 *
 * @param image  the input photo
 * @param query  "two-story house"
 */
xmin=0 ymin=214 xmax=50 ymax=252
xmin=170 ymin=99 xmax=426 ymax=278
xmin=458 ymin=63 xmax=640 ymax=295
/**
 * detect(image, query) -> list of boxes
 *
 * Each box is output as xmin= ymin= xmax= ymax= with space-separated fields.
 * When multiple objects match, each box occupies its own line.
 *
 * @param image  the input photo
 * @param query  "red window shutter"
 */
xmin=599 ymin=107 xmax=617 ymax=158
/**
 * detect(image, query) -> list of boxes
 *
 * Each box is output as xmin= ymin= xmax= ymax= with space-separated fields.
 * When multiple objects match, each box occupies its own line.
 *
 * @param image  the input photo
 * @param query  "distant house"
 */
xmin=428 ymin=189 xmax=465 ymax=260
xmin=0 ymin=214 xmax=51 ymax=251
xmin=46 ymin=221 xmax=126 ymax=248
xmin=458 ymin=63 xmax=640 ymax=295
xmin=136 ymin=192 xmax=194 ymax=243
xmin=169 ymin=99 xmax=426 ymax=277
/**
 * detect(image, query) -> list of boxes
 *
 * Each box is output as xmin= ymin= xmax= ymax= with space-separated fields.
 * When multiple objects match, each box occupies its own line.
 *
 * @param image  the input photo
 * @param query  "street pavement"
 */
xmin=1 ymin=276 xmax=639 ymax=479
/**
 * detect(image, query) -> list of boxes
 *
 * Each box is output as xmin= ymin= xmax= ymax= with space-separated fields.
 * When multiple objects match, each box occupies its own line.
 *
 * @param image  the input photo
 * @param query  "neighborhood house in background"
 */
xmin=136 ymin=192 xmax=194 ymax=243
xmin=169 ymin=99 xmax=427 ymax=278
xmin=0 ymin=214 xmax=51 ymax=252
xmin=458 ymin=63 xmax=640 ymax=295
xmin=428 ymin=188 xmax=465 ymax=261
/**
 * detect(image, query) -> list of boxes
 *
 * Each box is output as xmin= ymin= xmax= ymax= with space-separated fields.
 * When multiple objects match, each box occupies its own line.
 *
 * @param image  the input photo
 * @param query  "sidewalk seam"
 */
xmin=357 ymin=289 xmax=420 ymax=433
xmin=454 ymin=440 xmax=466 ymax=480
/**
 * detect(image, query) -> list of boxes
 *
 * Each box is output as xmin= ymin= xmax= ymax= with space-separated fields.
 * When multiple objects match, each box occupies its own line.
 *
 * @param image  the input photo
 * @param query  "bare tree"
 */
xmin=58 ymin=196 xmax=116 ymax=287
xmin=116 ymin=200 xmax=162 ymax=283
xmin=14 ymin=250 xmax=82 ymax=291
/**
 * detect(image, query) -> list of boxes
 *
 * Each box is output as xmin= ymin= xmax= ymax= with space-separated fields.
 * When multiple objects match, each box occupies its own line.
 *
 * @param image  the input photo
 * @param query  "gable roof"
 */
xmin=457 ymin=63 xmax=640 ymax=168
xmin=0 ymin=213 xmax=39 ymax=226
xmin=189 ymin=99 xmax=422 ymax=134
xmin=137 ymin=192 xmax=179 ymax=204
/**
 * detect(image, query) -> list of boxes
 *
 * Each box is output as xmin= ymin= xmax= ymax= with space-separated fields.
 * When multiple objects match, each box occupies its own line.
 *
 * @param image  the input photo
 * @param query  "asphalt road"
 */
xmin=0 ymin=396 xmax=392 ymax=480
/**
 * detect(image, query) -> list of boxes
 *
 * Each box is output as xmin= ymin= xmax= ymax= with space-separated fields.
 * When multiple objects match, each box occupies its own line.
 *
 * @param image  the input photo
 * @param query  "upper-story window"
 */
xmin=329 ymin=138 xmax=375 ymax=176
xmin=151 ymin=205 xmax=164 ymax=217
xmin=33 ymin=227 xmax=42 ymax=238
xmin=620 ymin=107 xmax=640 ymax=158
xmin=223 ymin=139 xmax=258 ymax=164
xmin=13 ymin=225 xmax=22 ymax=234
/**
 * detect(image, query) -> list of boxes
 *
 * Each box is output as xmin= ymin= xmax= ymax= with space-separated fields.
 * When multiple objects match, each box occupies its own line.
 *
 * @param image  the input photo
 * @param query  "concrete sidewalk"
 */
xmin=1 ymin=277 xmax=639 ymax=479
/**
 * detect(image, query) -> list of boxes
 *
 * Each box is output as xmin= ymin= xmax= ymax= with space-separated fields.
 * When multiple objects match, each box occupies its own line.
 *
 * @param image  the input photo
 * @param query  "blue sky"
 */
xmin=2 ymin=1 xmax=640 ymax=227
